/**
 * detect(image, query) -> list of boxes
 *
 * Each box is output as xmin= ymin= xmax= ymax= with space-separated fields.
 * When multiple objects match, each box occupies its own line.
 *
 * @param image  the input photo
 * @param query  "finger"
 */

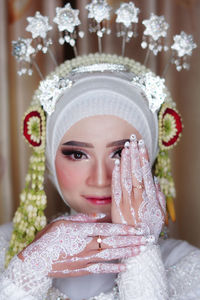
xmin=102 ymin=235 xmax=146 ymax=248
xmin=88 ymin=223 xmax=143 ymax=236
xmin=111 ymin=159 xmax=127 ymax=224
xmin=77 ymin=262 xmax=126 ymax=274
xmin=130 ymin=134 xmax=143 ymax=185
xmin=121 ymin=143 xmax=136 ymax=221
xmin=51 ymin=262 xmax=126 ymax=277
xmin=50 ymin=213 xmax=107 ymax=224
xmin=121 ymin=142 xmax=132 ymax=199
xmin=154 ymin=177 xmax=166 ymax=215
xmin=49 ymin=262 xmax=126 ymax=277
xmin=129 ymin=134 xmax=144 ymax=224
xmin=53 ymin=244 xmax=146 ymax=271
xmin=65 ymin=213 xmax=107 ymax=222
xmin=88 ymin=235 xmax=146 ymax=252
xmin=138 ymin=140 xmax=156 ymax=199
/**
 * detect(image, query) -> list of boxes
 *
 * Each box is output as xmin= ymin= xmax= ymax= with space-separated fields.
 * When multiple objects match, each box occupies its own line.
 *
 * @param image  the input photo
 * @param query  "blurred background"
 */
xmin=0 ymin=0 xmax=200 ymax=247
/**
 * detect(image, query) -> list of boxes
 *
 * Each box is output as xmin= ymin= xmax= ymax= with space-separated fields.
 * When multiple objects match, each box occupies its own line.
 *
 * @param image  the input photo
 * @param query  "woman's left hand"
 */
xmin=111 ymin=134 xmax=166 ymax=242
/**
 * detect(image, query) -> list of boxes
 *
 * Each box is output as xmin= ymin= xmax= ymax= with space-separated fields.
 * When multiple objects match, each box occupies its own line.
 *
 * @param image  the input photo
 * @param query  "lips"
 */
xmin=83 ymin=196 xmax=112 ymax=205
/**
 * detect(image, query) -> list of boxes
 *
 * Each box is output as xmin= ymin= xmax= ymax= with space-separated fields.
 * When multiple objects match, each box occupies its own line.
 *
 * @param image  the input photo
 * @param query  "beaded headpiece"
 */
xmin=6 ymin=0 xmax=197 ymax=266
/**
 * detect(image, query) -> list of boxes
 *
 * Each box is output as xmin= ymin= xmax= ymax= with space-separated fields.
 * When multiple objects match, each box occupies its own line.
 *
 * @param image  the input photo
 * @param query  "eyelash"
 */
xmin=61 ymin=148 xmax=123 ymax=161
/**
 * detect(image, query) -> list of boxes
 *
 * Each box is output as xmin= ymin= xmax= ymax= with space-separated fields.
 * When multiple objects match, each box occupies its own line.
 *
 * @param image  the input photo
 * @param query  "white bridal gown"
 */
xmin=0 ymin=222 xmax=200 ymax=300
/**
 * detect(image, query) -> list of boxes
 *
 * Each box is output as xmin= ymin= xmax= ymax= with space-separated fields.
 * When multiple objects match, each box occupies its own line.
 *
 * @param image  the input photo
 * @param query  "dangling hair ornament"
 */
xmin=53 ymin=3 xmax=84 ymax=57
xmin=115 ymin=2 xmax=140 ymax=56
xmin=86 ymin=0 xmax=112 ymax=53
xmin=163 ymin=31 xmax=197 ymax=76
xmin=8 ymin=1 xmax=197 ymax=265
xmin=5 ymin=106 xmax=47 ymax=267
xmin=12 ymin=11 xmax=56 ymax=79
xmin=142 ymin=13 xmax=169 ymax=65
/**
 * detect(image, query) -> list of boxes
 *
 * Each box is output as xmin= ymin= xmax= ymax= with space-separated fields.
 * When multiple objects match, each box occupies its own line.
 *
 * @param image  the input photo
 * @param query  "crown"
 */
xmin=12 ymin=1 xmax=197 ymax=77
xmin=12 ymin=1 xmax=197 ymax=119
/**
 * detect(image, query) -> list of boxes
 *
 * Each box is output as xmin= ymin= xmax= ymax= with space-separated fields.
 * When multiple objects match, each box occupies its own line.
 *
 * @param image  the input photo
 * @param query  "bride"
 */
xmin=0 ymin=0 xmax=200 ymax=297
xmin=0 ymin=56 xmax=200 ymax=299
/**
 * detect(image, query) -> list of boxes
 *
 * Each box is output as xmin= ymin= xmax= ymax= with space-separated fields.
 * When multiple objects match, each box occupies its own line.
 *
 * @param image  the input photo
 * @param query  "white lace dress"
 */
xmin=0 ymin=222 xmax=200 ymax=300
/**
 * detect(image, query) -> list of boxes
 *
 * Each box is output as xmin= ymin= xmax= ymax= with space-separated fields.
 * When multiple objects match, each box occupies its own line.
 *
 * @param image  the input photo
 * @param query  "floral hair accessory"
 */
xmin=23 ymin=106 xmax=46 ymax=150
xmin=154 ymin=102 xmax=183 ymax=223
xmin=132 ymin=73 xmax=166 ymax=113
xmin=158 ymin=103 xmax=183 ymax=150
xmin=5 ymin=106 xmax=47 ymax=267
xmin=38 ymin=76 xmax=73 ymax=115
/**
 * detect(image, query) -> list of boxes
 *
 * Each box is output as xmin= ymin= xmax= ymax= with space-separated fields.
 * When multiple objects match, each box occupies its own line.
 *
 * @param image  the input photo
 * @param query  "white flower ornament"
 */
xmin=53 ymin=3 xmax=81 ymax=33
xmin=26 ymin=11 xmax=52 ymax=39
xmin=171 ymin=31 xmax=197 ymax=71
xmin=142 ymin=13 xmax=169 ymax=57
xmin=143 ymin=13 xmax=169 ymax=41
xmin=132 ymin=73 xmax=166 ymax=113
xmin=86 ymin=0 xmax=112 ymax=23
xmin=12 ymin=38 xmax=35 ymax=62
xmin=171 ymin=31 xmax=197 ymax=57
xmin=116 ymin=2 xmax=140 ymax=28
xmin=39 ymin=76 xmax=73 ymax=115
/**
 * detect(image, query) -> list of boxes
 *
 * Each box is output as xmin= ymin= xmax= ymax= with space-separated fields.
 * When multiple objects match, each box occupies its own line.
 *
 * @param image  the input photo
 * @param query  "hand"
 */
xmin=111 ymin=134 xmax=166 ymax=241
xmin=18 ymin=219 xmax=148 ymax=278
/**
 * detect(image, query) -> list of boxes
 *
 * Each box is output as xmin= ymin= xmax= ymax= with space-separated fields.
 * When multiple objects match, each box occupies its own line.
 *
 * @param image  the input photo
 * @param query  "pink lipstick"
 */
xmin=83 ymin=196 xmax=112 ymax=205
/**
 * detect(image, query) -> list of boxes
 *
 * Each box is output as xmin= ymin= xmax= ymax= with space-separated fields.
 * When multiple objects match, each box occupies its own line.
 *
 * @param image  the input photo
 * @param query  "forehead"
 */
xmin=60 ymin=115 xmax=141 ymax=143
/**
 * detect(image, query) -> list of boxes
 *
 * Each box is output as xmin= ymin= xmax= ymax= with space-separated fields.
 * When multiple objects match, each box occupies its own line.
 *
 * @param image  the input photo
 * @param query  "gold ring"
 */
xmin=97 ymin=235 xmax=102 ymax=251
xmin=133 ymin=184 xmax=143 ymax=190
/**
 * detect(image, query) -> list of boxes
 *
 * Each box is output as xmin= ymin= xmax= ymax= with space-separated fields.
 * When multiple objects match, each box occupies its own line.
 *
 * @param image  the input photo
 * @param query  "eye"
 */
xmin=111 ymin=148 xmax=123 ymax=159
xmin=61 ymin=149 xmax=88 ymax=161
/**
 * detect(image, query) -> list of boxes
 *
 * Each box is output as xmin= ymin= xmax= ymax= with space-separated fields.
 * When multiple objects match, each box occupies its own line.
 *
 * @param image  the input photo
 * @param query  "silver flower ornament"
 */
xmin=26 ymin=11 xmax=52 ymax=39
xmin=12 ymin=38 xmax=35 ymax=62
xmin=115 ymin=2 xmax=140 ymax=28
xmin=86 ymin=0 xmax=112 ymax=23
xmin=171 ymin=31 xmax=197 ymax=57
xmin=132 ymin=73 xmax=166 ymax=113
xmin=38 ymin=76 xmax=73 ymax=115
xmin=53 ymin=3 xmax=81 ymax=33
xmin=142 ymin=13 xmax=169 ymax=41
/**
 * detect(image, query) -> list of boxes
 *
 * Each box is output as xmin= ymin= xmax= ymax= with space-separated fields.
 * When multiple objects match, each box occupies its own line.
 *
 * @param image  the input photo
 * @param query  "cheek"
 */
xmin=55 ymin=157 xmax=87 ymax=190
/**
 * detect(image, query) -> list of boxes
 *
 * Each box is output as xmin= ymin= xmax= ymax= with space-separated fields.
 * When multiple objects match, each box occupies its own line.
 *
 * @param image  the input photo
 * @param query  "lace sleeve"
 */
xmin=1 ymin=255 xmax=52 ymax=300
xmin=117 ymin=245 xmax=169 ymax=299
xmin=167 ymin=250 xmax=200 ymax=300
xmin=0 ymin=227 xmax=52 ymax=300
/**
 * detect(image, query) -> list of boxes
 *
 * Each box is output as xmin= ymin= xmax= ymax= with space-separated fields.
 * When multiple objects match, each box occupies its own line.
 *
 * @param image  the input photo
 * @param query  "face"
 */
xmin=55 ymin=115 xmax=141 ymax=220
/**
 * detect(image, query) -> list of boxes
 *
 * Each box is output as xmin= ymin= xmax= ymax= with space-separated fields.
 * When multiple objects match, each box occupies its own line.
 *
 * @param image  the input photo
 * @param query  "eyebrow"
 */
xmin=62 ymin=139 xmax=130 ymax=148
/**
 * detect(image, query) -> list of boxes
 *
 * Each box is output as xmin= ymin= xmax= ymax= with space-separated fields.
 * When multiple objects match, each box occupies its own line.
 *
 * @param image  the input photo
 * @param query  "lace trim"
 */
xmin=167 ymin=250 xmax=200 ymax=299
xmin=117 ymin=245 xmax=169 ymax=299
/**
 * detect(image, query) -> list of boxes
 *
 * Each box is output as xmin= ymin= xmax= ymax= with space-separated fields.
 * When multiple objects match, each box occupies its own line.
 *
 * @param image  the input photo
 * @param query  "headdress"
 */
xmin=6 ymin=0 xmax=196 ymax=266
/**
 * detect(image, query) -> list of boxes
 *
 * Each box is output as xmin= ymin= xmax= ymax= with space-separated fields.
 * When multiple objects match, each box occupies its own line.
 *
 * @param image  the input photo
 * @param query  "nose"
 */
xmin=86 ymin=158 xmax=111 ymax=188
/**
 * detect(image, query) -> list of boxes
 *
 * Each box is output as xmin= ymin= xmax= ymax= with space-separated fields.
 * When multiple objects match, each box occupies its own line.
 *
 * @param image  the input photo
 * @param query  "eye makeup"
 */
xmin=61 ymin=148 xmax=88 ymax=161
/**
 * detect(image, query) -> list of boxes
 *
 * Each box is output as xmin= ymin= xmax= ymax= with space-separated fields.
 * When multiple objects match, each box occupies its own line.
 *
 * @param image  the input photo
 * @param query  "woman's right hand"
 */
xmin=18 ymin=218 xmax=148 ymax=278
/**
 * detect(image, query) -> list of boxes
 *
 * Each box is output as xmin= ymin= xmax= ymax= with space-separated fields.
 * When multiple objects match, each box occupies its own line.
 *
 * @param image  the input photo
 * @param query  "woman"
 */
xmin=0 ymin=54 xmax=200 ymax=300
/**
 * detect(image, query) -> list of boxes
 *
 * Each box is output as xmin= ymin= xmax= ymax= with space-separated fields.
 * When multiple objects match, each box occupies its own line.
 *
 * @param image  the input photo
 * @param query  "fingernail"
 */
xmin=138 ymin=139 xmax=145 ymax=147
xmin=130 ymin=134 xmax=136 ymax=141
xmin=124 ymin=141 xmax=130 ymax=148
xmin=90 ymin=213 xmax=107 ymax=220
xmin=140 ymin=245 xmax=147 ymax=252
xmin=119 ymin=264 xmax=126 ymax=272
xmin=115 ymin=159 xmax=120 ymax=166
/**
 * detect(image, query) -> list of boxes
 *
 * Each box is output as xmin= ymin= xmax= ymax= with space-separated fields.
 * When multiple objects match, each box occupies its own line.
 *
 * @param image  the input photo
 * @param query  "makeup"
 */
xmin=83 ymin=196 xmax=112 ymax=205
